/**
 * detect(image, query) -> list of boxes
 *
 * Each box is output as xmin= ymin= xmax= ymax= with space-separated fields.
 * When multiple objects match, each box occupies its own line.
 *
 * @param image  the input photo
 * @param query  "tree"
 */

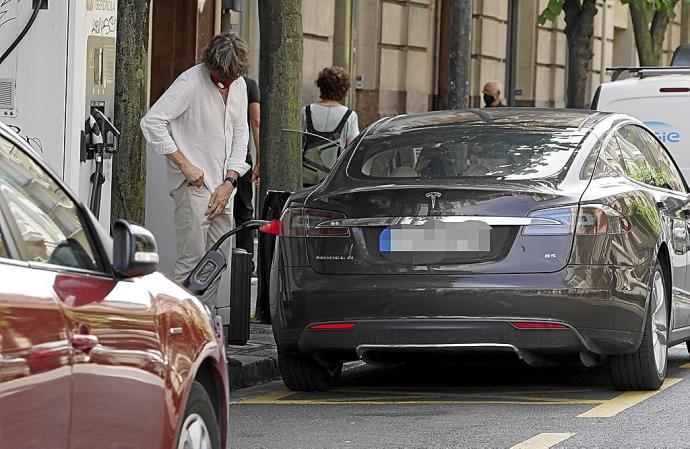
xmin=539 ymin=0 xmax=598 ymax=109
xmin=256 ymin=0 xmax=303 ymax=322
xmin=624 ymin=0 xmax=689 ymax=66
xmin=447 ymin=0 xmax=472 ymax=109
xmin=111 ymin=0 xmax=151 ymax=224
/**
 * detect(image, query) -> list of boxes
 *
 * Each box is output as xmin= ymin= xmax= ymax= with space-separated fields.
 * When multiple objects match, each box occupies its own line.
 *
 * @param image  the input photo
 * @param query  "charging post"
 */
xmin=0 ymin=0 xmax=120 ymax=228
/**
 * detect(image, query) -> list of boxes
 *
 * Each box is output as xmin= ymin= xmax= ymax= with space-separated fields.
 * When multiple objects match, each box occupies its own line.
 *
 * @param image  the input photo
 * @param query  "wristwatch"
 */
xmin=224 ymin=176 xmax=238 ymax=188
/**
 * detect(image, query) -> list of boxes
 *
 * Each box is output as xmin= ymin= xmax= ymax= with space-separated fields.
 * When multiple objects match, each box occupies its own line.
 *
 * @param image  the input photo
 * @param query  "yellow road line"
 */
xmin=680 ymin=362 xmax=690 ymax=369
xmin=237 ymin=398 xmax=603 ymax=406
xmin=337 ymin=388 xmax=605 ymax=404
xmin=510 ymin=433 xmax=576 ymax=449
xmin=237 ymin=389 xmax=294 ymax=404
xmin=578 ymin=378 xmax=682 ymax=418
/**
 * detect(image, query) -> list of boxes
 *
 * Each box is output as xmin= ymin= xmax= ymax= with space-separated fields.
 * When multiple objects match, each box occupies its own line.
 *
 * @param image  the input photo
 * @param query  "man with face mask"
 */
xmin=482 ymin=80 xmax=505 ymax=107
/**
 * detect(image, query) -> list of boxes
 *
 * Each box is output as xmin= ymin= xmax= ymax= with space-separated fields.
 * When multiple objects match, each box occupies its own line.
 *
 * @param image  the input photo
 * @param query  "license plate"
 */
xmin=379 ymin=220 xmax=491 ymax=253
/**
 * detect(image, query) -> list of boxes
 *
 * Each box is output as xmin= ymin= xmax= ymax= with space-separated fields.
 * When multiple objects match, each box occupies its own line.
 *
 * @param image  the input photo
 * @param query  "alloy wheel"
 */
xmin=651 ymin=270 xmax=668 ymax=376
xmin=177 ymin=413 xmax=212 ymax=449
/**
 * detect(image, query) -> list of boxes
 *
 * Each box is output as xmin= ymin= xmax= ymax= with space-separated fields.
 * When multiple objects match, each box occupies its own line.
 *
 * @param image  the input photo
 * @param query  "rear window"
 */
xmin=348 ymin=128 xmax=586 ymax=181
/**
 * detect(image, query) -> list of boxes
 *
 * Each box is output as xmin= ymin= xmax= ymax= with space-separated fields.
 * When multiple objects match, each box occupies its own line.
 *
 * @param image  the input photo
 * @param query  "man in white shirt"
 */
xmin=140 ymin=33 xmax=251 ymax=307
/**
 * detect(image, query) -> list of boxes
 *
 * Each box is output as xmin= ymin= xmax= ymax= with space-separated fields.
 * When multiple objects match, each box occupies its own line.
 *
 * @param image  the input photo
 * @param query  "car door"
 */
xmin=617 ymin=125 xmax=690 ymax=329
xmin=0 ymin=136 xmax=168 ymax=449
xmin=0 ymin=146 xmax=72 ymax=449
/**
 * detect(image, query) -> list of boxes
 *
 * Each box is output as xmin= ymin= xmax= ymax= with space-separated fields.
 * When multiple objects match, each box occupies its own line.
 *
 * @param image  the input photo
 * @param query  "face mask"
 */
xmin=210 ymin=72 xmax=233 ymax=89
xmin=483 ymin=93 xmax=495 ymax=106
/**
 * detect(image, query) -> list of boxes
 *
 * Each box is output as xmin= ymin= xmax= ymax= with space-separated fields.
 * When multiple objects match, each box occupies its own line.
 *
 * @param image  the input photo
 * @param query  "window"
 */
xmin=351 ymin=128 xmax=586 ymax=181
xmin=613 ymin=125 xmax=686 ymax=192
xmin=0 ymin=137 xmax=103 ymax=272
xmin=597 ymin=135 xmax=627 ymax=177
xmin=636 ymin=128 xmax=686 ymax=192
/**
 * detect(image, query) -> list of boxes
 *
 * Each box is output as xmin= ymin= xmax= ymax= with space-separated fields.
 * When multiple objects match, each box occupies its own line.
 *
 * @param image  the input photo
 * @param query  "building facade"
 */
xmin=224 ymin=0 xmax=688 ymax=126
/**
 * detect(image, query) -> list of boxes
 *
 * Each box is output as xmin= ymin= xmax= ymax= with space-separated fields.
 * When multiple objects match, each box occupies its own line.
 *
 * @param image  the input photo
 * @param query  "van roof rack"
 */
xmin=606 ymin=67 xmax=690 ymax=81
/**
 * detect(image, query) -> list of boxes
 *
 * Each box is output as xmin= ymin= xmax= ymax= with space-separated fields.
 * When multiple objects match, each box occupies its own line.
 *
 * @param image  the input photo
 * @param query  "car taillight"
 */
xmin=511 ymin=321 xmax=567 ymax=329
xmin=575 ymin=204 xmax=631 ymax=235
xmin=259 ymin=220 xmax=281 ymax=235
xmin=522 ymin=207 xmax=576 ymax=235
xmin=523 ymin=205 xmax=630 ymax=236
xmin=280 ymin=208 xmax=350 ymax=237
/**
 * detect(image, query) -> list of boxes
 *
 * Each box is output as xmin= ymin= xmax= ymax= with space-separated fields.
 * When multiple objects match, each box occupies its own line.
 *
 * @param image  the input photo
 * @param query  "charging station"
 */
xmin=0 ymin=0 xmax=119 ymax=229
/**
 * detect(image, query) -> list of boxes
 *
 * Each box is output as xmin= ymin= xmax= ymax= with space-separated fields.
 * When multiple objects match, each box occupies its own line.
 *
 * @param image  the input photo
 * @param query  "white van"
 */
xmin=593 ymin=67 xmax=690 ymax=181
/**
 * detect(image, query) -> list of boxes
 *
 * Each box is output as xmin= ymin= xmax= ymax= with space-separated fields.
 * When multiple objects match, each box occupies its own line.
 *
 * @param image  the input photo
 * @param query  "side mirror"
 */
xmin=112 ymin=220 xmax=159 ymax=278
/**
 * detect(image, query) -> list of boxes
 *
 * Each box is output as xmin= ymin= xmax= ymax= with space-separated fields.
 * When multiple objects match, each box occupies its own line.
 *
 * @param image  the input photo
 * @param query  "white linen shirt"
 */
xmin=140 ymin=64 xmax=250 ymax=193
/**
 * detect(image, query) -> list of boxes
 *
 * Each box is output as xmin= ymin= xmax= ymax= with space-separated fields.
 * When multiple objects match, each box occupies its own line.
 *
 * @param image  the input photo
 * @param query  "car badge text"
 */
xmin=425 ymin=191 xmax=442 ymax=210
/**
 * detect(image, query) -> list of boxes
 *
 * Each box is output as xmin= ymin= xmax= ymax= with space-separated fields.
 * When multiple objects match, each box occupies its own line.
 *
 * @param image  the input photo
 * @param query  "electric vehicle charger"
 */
xmin=183 ymin=219 xmax=268 ymax=345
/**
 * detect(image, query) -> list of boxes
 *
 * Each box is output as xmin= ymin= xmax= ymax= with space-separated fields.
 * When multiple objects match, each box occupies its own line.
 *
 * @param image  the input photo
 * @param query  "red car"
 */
xmin=0 ymin=122 xmax=228 ymax=449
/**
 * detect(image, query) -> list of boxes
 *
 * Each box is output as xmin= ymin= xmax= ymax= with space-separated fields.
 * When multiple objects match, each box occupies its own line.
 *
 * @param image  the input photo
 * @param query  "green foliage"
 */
xmin=629 ymin=200 xmax=662 ymax=235
xmin=627 ymin=163 xmax=672 ymax=188
xmin=539 ymin=0 xmax=564 ymax=25
xmin=538 ymin=0 xmax=565 ymax=25
xmin=622 ymin=0 xmax=690 ymax=19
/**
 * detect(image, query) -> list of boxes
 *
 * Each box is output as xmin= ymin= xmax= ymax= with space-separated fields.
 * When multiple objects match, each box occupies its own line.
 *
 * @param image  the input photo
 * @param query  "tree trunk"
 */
xmin=447 ymin=0 xmax=472 ymax=109
xmin=111 ymin=0 xmax=151 ymax=224
xmin=256 ymin=0 xmax=303 ymax=323
xmin=563 ymin=0 xmax=597 ymax=109
xmin=630 ymin=2 xmax=677 ymax=66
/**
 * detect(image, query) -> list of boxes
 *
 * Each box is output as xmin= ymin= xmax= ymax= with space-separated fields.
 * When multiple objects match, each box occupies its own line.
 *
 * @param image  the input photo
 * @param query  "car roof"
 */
xmin=370 ymin=108 xmax=609 ymax=136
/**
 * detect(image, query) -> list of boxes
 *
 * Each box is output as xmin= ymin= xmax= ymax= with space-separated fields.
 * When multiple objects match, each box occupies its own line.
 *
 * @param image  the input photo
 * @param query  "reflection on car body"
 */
xmin=0 ymin=122 xmax=229 ymax=449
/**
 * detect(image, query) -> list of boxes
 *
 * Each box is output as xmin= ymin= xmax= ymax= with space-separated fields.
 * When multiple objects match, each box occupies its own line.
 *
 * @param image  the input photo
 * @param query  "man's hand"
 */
xmin=205 ymin=182 xmax=234 ymax=220
xmin=182 ymin=163 xmax=204 ymax=186
xmin=251 ymin=164 xmax=260 ymax=185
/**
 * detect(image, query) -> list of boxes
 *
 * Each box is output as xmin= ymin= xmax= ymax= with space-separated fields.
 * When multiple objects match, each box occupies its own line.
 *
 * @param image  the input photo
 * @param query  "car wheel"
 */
xmin=278 ymin=351 xmax=342 ymax=391
xmin=177 ymin=381 xmax=221 ymax=449
xmin=609 ymin=262 xmax=668 ymax=390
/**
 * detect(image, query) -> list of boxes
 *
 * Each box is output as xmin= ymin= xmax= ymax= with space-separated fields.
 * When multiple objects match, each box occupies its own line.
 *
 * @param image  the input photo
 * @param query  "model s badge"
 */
xmin=425 ymin=191 xmax=442 ymax=210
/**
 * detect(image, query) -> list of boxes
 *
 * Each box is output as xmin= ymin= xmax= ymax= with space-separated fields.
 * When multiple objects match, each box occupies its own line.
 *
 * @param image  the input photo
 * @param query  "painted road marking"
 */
xmin=237 ymin=388 xmax=605 ymax=406
xmin=680 ymin=362 xmax=690 ymax=369
xmin=578 ymin=378 xmax=682 ymax=418
xmin=237 ymin=389 xmax=294 ymax=404
xmin=510 ymin=433 xmax=576 ymax=449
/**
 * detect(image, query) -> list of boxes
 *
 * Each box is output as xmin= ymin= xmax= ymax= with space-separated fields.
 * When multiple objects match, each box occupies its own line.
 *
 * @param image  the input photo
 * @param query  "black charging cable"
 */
xmin=0 ymin=3 xmax=42 ymax=66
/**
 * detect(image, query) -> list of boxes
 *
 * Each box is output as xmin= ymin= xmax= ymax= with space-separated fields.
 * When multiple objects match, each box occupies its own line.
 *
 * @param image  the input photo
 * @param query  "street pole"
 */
xmin=448 ymin=0 xmax=472 ymax=109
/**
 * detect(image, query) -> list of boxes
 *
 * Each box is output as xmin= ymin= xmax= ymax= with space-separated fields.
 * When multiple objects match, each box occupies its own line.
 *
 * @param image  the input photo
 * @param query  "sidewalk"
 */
xmin=226 ymin=322 xmax=280 ymax=390
xmin=226 ymin=275 xmax=281 ymax=390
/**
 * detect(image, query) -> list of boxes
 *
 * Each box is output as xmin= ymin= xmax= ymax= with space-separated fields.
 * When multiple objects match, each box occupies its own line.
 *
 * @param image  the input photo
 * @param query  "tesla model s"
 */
xmin=267 ymin=109 xmax=690 ymax=392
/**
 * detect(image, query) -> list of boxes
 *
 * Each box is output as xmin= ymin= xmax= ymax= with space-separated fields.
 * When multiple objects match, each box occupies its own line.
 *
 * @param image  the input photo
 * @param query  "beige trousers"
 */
xmin=171 ymin=183 xmax=236 ymax=309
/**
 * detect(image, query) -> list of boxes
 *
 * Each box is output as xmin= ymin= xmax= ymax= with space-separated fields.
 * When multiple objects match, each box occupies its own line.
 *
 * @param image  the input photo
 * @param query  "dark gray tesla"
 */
xmin=267 ymin=108 xmax=690 ymax=392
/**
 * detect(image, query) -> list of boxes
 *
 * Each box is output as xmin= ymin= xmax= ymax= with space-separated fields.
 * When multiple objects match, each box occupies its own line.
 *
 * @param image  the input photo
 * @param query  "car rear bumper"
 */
xmin=295 ymin=318 xmax=639 ymax=361
xmin=270 ymin=264 xmax=652 ymax=357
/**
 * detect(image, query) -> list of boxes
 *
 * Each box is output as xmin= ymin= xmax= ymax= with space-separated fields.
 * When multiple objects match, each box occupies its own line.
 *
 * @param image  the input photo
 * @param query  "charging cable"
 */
xmin=0 ymin=2 xmax=43 ymax=66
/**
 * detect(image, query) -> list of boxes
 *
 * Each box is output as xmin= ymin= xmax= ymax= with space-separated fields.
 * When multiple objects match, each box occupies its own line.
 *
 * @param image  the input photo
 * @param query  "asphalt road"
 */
xmin=228 ymin=344 xmax=690 ymax=449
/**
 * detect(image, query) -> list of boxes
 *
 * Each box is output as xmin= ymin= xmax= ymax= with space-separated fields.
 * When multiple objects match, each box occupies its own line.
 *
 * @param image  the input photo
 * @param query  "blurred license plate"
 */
xmin=379 ymin=220 xmax=491 ymax=252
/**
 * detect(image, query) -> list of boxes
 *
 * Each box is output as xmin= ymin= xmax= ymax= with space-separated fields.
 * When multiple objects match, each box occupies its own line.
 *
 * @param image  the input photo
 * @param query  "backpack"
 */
xmin=302 ymin=105 xmax=353 ymax=187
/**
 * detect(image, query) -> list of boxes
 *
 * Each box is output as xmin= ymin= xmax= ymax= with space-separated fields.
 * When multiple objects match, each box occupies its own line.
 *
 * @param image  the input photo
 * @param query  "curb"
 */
xmin=227 ymin=352 xmax=282 ymax=390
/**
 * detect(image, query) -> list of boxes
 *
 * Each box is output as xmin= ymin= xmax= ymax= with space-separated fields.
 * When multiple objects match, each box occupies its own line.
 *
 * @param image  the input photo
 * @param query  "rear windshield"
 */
xmin=348 ymin=128 xmax=586 ymax=181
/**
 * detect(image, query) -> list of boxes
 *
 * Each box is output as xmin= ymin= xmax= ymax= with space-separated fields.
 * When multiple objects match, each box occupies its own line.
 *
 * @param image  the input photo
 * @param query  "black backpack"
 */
xmin=302 ymin=105 xmax=353 ymax=187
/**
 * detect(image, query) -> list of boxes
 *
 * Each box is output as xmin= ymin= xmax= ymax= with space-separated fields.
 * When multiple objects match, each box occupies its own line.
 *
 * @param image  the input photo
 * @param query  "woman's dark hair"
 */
xmin=316 ymin=66 xmax=351 ymax=102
